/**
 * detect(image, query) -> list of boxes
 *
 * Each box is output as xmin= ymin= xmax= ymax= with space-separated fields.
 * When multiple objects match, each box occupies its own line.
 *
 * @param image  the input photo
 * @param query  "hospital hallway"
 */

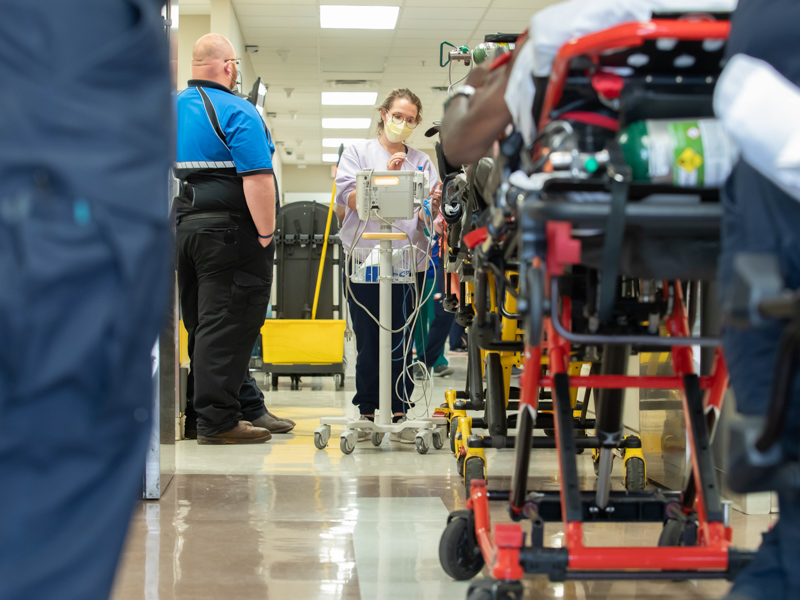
xmin=110 ymin=355 xmax=774 ymax=600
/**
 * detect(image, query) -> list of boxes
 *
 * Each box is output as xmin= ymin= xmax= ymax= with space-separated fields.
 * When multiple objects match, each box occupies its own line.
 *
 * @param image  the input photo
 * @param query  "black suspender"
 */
xmin=196 ymin=87 xmax=228 ymax=147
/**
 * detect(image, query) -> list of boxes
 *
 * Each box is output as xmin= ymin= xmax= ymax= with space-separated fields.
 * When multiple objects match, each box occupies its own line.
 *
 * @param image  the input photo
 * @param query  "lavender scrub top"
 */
xmin=334 ymin=138 xmax=440 ymax=271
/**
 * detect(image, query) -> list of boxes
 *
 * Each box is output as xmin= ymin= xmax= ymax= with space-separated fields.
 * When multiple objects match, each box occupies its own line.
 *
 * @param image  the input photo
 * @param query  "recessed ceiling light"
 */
xmin=322 ymin=138 xmax=365 ymax=148
xmin=322 ymin=118 xmax=372 ymax=129
xmin=322 ymin=153 xmax=341 ymax=162
xmin=320 ymin=5 xmax=400 ymax=30
xmin=321 ymin=92 xmax=378 ymax=106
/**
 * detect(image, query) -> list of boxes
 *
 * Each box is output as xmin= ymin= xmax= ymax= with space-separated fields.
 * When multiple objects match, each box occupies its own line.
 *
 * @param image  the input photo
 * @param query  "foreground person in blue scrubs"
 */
xmin=0 ymin=1 xmax=172 ymax=599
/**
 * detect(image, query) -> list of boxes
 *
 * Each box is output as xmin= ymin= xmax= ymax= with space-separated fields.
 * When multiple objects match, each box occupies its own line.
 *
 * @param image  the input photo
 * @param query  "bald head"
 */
xmin=191 ymin=33 xmax=238 ymax=90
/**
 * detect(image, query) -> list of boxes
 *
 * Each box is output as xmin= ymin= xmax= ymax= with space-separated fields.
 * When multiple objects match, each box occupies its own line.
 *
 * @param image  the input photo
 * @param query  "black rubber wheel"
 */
xmin=485 ymin=353 xmax=507 ymax=437
xmin=291 ymin=376 xmax=300 ymax=391
xmin=457 ymin=454 xmax=466 ymax=477
xmin=271 ymin=374 xmax=279 ymax=390
xmin=335 ymin=373 xmax=345 ymax=389
xmin=625 ymin=457 xmax=646 ymax=492
xmin=575 ymin=428 xmax=587 ymax=455
xmin=467 ymin=589 xmax=492 ymax=600
xmin=439 ymin=516 xmax=485 ymax=581
xmin=450 ymin=417 xmax=458 ymax=454
xmin=658 ymin=518 xmax=684 ymax=547
xmin=464 ymin=457 xmax=486 ymax=496
xmin=544 ymin=428 xmax=555 ymax=437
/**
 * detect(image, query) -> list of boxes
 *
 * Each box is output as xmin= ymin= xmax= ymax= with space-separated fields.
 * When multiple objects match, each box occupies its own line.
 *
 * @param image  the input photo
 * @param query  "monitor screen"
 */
xmin=248 ymin=77 xmax=267 ymax=116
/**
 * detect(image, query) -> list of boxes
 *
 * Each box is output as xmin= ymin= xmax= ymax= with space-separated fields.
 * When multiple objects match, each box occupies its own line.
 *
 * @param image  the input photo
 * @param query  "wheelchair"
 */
xmin=438 ymin=16 xmax=756 ymax=598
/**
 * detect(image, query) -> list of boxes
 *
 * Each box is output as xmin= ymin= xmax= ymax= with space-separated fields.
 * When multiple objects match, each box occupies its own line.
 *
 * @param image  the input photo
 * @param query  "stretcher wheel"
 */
xmin=544 ymin=429 xmax=555 ymax=437
xmin=371 ymin=432 xmax=384 ymax=446
xmin=467 ymin=589 xmax=492 ymax=600
xmin=625 ymin=457 xmax=646 ymax=492
xmin=658 ymin=515 xmax=698 ymax=547
xmin=433 ymin=430 xmax=444 ymax=450
xmin=291 ymin=376 xmax=300 ymax=391
xmin=439 ymin=515 xmax=485 ymax=581
xmin=449 ymin=417 xmax=458 ymax=454
xmin=464 ymin=457 xmax=486 ymax=496
xmin=271 ymin=374 xmax=279 ymax=390
xmin=335 ymin=373 xmax=345 ymax=389
xmin=457 ymin=454 xmax=466 ymax=477
xmin=575 ymin=428 xmax=587 ymax=455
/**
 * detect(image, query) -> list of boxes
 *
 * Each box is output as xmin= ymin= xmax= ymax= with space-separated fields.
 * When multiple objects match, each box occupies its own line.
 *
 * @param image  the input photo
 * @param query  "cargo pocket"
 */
xmin=228 ymin=270 xmax=270 ymax=320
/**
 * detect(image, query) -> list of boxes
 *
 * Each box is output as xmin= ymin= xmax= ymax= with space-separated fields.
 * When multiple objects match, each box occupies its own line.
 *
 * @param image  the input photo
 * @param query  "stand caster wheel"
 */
xmin=340 ymin=431 xmax=357 ymax=455
xmin=371 ymin=431 xmax=384 ymax=446
xmin=625 ymin=457 xmax=646 ymax=492
xmin=439 ymin=513 xmax=484 ymax=581
xmin=415 ymin=430 xmax=432 ymax=454
xmin=464 ymin=457 xmax=486 ymax=495
xmin=457 ymin=454 xmax=466 ymax=477
xmin=313 ymin=425 xmax=331 ymax=449
xmin=433 ymin=429 xmax=444 ymax=450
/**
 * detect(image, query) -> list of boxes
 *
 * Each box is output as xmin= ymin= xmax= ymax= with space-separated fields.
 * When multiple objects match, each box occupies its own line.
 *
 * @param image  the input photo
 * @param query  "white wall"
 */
xmin=177 ymin=15 xmax=210 ymax=91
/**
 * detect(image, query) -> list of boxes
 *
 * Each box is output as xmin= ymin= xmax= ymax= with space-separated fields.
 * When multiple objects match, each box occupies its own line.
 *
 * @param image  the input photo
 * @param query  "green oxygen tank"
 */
xmin=618 ymin=119 xmax=738 ymax=187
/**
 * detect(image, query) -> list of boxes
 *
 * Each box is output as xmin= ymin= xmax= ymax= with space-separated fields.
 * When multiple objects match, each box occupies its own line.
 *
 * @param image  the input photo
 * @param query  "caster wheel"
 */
xmin=271 ymin=374 xmax=279 ymax=390
xmin=340 ymin=435 xmax=355 ymax=455
xmin=544 ymin=428 xmax=555 ymax=437
xmin=658 ymin=518 xmax=684 ymax=547
xmin=468 ymin=590 xmax=491 ymax=600
xmin=575 ymin=428 xmax=587 ymax=455
xmin=291 ymin=376 xmax=300 ymax=391
xmin=416 ymin=435 xmax=430 ymax=455
xmin=457 ymin=454 xmax=466 ymax=477
xmin=313 ymin=425 xmax=330 ymax=449
xmin=433 ymin=430 xmax=444 ymax=450
xmin=439 ymin=515 xmax=484 ymax=580
xmin=449 ymin=417 xmax=458 ymax=454
xmin=464 ymin=457 xmax=486 ymax=496
xmin=371 ymin=432 xmax=384 ymax=446
xmin=625 ymin=457 xmax=646 ymax=492
xmin=335 ymin=373 xmax=345 ymax=389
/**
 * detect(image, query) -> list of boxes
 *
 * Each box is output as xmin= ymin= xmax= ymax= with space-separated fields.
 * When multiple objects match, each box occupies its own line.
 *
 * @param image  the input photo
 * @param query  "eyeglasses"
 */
xmin=224 ymin=58 xmax=241 ymax=66
xmin=389 ymin=112 xmax=418 ymax=129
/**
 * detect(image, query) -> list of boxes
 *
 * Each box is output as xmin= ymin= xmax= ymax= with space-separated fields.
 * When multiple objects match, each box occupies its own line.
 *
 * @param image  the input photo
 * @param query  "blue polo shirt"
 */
xmin=176 ymin=79 xmax=276 ymax=217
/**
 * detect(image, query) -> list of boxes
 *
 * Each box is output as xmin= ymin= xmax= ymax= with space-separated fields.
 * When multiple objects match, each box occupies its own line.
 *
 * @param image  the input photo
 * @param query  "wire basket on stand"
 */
xmin=348 ymin=245 xmax=417 ymax=284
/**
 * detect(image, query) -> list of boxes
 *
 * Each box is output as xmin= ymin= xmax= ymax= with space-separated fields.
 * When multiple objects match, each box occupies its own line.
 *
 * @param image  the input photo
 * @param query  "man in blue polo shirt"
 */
xmin=176 ymin=34 xmax=293 ymax=444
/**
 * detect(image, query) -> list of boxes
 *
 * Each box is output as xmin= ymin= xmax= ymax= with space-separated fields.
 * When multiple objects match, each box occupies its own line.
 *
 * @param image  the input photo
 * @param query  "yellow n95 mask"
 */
xmin=384 ymin=118 xmax=413 ymax=143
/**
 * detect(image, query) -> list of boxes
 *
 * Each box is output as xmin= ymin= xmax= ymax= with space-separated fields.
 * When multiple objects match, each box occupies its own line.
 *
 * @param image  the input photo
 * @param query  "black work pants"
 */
xmin=177 ymin=213 xmax=274 ymax=436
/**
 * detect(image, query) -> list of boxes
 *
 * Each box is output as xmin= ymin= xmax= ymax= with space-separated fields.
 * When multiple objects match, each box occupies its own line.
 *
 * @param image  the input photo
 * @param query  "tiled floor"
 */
xmin=111 ymin=355 xmax=773 ymax=600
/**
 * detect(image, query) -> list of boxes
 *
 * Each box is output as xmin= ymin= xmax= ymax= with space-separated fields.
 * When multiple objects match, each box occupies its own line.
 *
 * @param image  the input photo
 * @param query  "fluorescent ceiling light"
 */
xmin=322 ymin=153 xmax=341 ymax=162
xmin=320 ymin=5 xmax=400 ymax=30
xmin=322 ymin=117 xmax=372 ymax=129
xmin=322 ymin=138 xmax=365 ymax=148
xmin=321 ymin=92 xmax=378 ymax=106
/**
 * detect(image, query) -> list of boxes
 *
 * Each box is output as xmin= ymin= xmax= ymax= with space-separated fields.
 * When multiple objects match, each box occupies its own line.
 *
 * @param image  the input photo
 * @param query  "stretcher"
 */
xmin=438 ymin=15 xmax=756 ymax=599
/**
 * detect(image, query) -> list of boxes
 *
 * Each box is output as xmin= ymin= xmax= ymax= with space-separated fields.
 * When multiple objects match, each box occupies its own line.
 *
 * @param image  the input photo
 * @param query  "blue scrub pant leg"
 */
xmin=423 ymin=264 xmax=455 ymax=368
xmin=0 ymin=206 xmax=171 ymax=600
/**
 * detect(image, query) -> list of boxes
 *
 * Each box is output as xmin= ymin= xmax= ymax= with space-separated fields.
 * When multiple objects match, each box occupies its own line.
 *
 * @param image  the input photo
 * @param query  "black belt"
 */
xmin=178 ymin=211 xmax=232 ymax=224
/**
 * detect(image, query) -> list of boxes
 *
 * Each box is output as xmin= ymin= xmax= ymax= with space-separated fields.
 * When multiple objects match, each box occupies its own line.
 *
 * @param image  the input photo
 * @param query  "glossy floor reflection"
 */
xmin=112 ymin=356 xmax=773 ymax=600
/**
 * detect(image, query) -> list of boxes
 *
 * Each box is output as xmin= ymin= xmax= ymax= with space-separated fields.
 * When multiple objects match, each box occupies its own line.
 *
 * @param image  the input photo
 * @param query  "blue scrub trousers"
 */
xmin=0 ymin=1 xmax=172 ymax=599
xmin=719 ymin=162 xmax=800 ymax=600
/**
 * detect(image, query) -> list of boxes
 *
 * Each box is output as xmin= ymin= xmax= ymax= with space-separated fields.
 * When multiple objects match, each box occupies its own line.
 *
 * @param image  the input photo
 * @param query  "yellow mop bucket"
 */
xmin=261 ymin=319 xmax=345 ymax=364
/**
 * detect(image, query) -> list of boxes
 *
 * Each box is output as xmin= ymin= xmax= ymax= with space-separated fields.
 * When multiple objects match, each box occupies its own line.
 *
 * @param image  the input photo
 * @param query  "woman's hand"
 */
xmin=430 ymin=183 xmax=442 ymax=216
xmin=387 ymin=152 xmax=406 ymax=171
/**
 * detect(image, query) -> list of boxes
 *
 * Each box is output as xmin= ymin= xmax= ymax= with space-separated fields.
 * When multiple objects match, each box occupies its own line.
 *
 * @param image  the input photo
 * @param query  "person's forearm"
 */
xmin=442 ymin=69 xmax=513 ymax=165
xmin=347 ymin=190 xmax=357 ymax=211
xmin=242 ymin=173 xmax=276 ymax=237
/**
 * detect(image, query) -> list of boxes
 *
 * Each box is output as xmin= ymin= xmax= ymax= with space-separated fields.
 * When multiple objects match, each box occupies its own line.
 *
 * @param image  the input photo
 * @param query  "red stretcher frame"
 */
xmin=463 ymin=17 xmax=747 ymax=582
